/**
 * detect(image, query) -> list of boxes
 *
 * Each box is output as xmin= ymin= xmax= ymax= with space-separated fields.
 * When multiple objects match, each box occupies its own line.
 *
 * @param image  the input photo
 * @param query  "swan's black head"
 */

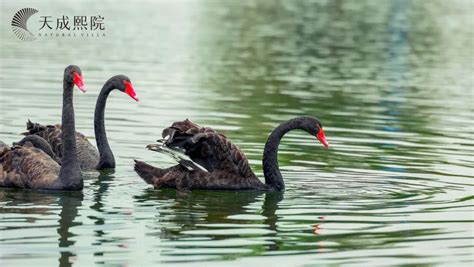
xmin=295 ymin=116 xmax=329 ymax=148
xmin=64 ymin=65 xmax=85 ymax=93
xmin=107 ymin=75 xmax=139 ymax=102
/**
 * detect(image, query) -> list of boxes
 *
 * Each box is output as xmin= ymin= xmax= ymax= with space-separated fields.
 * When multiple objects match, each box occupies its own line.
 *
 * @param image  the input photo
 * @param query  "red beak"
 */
xmin=73 ymin=72 xmax=86 ymax=93
xmin=317 ymin=128 xmax=329 ymax=148
xmin=124 ymin=80 xmax=139 ymax=102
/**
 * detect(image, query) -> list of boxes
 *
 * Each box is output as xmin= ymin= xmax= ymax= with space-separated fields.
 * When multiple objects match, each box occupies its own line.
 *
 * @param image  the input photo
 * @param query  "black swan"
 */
xmin=134 ymin=116 xmax=329 ymax=191
xmin=0 ymin=65 xmax=83 ymax=190
xmin=24 ymin=75 xmax=139 ymax=170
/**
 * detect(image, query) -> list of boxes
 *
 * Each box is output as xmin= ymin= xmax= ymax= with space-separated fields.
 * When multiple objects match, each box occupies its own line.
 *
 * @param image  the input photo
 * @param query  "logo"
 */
xmin=11 ymin=8 xmax=38 ymax=41
xmin=11 ymin=8 xmax=106 ymax=41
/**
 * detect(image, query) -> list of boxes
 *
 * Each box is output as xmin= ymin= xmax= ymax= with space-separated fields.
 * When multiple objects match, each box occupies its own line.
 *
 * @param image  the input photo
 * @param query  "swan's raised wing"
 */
xmin=157 ymin=119 xmax=255 ymax=178
xmin=147 ymin=140 xmax=209 ymax=172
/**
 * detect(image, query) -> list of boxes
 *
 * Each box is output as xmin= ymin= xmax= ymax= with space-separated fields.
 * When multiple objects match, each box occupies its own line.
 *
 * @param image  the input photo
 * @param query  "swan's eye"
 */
xmin=316 ymin=127 xmax=329 ymax=149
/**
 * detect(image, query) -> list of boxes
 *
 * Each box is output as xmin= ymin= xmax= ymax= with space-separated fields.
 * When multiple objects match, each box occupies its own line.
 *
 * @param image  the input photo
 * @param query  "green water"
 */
xmin=0 ymin=0 xmax=473 ymax=266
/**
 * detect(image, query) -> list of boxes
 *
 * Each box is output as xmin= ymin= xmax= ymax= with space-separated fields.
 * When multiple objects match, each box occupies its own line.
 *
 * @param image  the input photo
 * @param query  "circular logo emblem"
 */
xmin=11 ymin=8 xmax=38 ymax=41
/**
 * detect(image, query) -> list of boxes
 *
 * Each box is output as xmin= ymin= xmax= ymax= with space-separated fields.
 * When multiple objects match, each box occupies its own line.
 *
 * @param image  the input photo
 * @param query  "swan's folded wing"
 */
xmin=74 ymin=132 xmax=99 ymax=169
xmin=0 ymin=145 xmax=60 ymax=188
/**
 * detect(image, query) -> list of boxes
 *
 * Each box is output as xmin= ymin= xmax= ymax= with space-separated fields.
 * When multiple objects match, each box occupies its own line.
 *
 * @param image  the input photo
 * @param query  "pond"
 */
xmin=0 ymin=0 xmax=473 ymax=266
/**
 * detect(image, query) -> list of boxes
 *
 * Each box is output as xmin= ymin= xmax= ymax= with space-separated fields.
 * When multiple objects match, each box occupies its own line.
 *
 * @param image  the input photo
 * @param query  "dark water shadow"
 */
xmin=88 ymin=170 xmax=115 ymax=259
xmin=135 ymin=189 xmax=284 ymax=253
xmin=0 ymin=189 xmax=83 ymax=267
xmin=57 ymin=191 xmax=83 ymax=267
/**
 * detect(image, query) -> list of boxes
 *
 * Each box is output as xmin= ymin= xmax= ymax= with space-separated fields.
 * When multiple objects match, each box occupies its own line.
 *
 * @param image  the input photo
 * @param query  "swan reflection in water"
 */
xmin=0 ymin=189 xmax=83 ymax=267
xmin=135 ymin=190 xmax=287 ymax=257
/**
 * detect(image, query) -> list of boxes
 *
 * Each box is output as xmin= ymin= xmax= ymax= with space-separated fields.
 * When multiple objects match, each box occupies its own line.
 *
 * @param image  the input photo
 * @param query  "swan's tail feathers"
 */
xmin=147 ymin=141 xmax=209 ymax=172
xmin=134 ymin=160 xmax=160 ymax=185
xmin=25 ymin=120 xmax=47 ymax=134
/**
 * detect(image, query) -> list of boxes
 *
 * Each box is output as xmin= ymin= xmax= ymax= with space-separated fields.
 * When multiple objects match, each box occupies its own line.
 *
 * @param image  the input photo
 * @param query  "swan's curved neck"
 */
xmin=17 ymin=135 xmax=56 ymax=160
xmin=262 ymin=118 xmax=305 ymax=191
xmin=94 ymin=82 xmax=115 ymax=169
xmin=58 ymin=80 xmax=82 ymax=187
